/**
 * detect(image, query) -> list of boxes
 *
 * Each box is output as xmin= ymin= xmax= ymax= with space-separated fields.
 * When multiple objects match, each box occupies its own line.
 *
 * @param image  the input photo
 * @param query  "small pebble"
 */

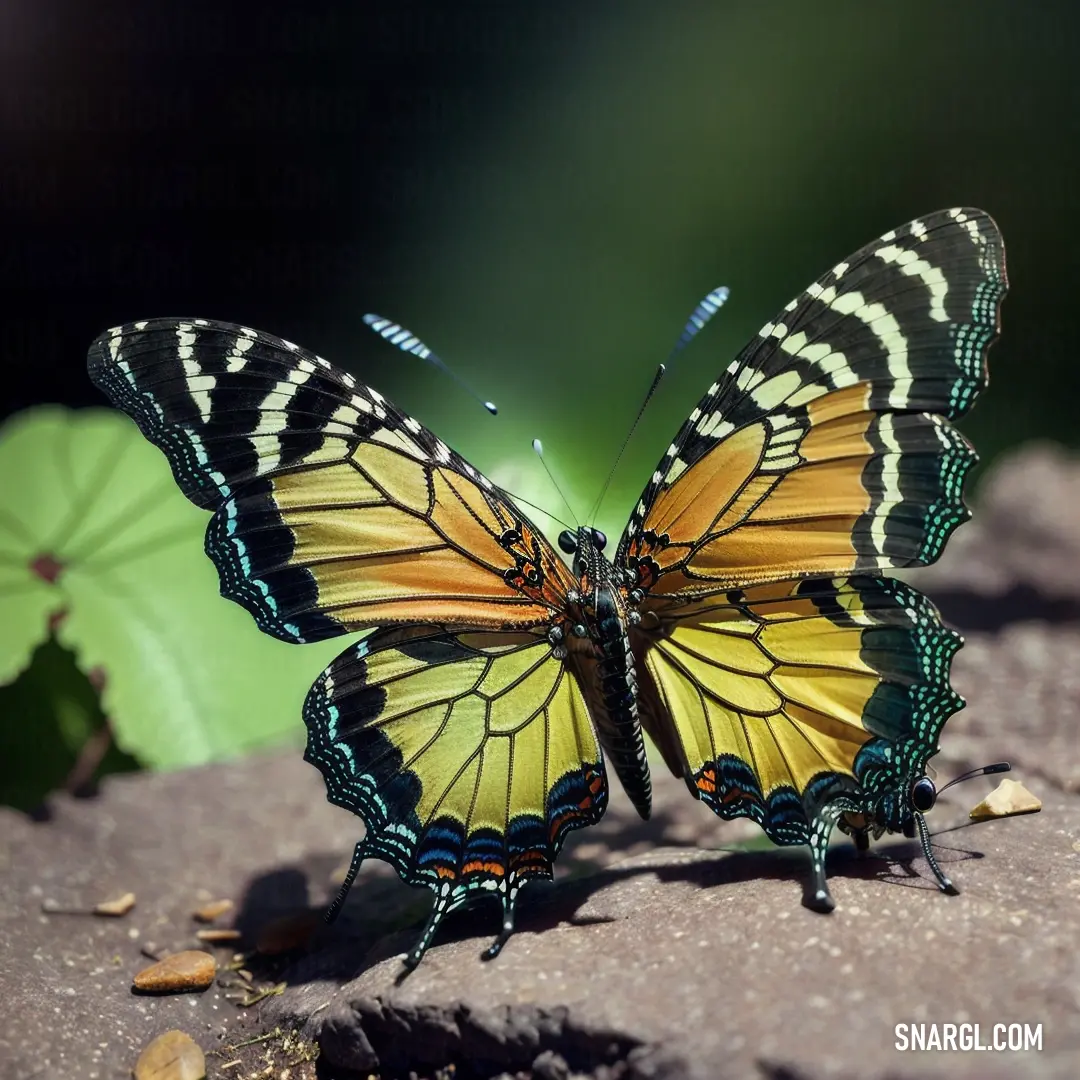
xmin=133 ymin=951 xmax=216 ymax=993
xmin=192 ymin=899 xmax=234 ymax=923
xmin=95 ymin=891 xmax=136 ymax=917
xmin=969 ymin=778 xmax=1042 ymax=821
xmin=132 ymin=1029 xmax=206 ymax=1080
xmin=195 ymin=929 xmax=241 ymax=944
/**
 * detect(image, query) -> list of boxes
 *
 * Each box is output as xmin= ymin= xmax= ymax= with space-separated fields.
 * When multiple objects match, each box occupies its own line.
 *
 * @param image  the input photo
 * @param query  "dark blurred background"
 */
xmin=3 ymin=0 xmax=1078 ymax=536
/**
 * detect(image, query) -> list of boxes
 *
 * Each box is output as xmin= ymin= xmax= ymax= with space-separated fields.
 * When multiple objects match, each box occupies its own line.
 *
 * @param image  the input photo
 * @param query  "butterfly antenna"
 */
xmin=532 ymin=439 xmax=580 ymax=527
xmin=499 ymin=487 xmax=575 ymax=532
xmin=586 ymin=286 xmax=730 ymax=523
xmin=918 ymin=762 xmax=1015 ymax=842
xmin=364 ymin=313 xmax=498 ymax=416
xmin=937 ymin=761 xmax=1011 ymax=795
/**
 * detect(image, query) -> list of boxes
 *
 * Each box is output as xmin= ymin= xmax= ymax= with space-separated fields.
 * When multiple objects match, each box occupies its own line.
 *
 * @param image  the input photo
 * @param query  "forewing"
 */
xmin=303 ymin=627 xmax=607 ymax=904
xmin=633 ymin=577 xmax=963 ymax=844
xmin=88 ymin=319 xmax=576 ymax=641
xmin=618 ymin=209 xmax=1006 ymax=600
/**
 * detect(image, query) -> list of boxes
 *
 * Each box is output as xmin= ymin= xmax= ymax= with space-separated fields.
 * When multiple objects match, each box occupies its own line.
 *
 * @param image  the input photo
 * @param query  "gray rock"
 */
xmin=533 ymin=1048 xmax=572 ymax=1080
xmin=276 ymin=783 xmax=1079 ymax=1079
xmin=4 ymin=445 xmax=1080 ymax=1079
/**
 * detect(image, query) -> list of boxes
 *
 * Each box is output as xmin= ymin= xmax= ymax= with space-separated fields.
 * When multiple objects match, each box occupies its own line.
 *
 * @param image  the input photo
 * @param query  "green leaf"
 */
xmin=0 ymin=637 xmax=139 ymax=812
xmin=0 ymin=407 xmax=344 ymax=770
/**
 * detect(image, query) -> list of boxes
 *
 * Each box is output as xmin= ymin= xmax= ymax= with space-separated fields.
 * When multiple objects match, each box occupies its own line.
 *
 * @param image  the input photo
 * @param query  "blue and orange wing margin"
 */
xmin=304 ymin=626 xmax=607 ymax=962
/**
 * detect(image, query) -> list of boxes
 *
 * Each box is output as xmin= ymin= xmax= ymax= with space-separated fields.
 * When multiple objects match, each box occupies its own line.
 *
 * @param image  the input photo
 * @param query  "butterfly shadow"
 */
xmin=387 ymin=818 xmax=994 ymax=973
xmin=808 ymin=829 xmax=988 ymax=900
xmin=223 ymin=811 xmax=994 ymax=991
xmin=927 ymin=581 xmax=1080 ymax=632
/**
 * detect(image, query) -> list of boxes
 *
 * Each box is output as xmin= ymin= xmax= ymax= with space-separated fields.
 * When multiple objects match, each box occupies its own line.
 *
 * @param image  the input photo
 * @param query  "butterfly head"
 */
xmin=897 ymin=775 xmax=939 ymax=838
xmin=555 ymin=527 xmax=626 ymax=641
xmin=845 ymin=772 xmax=940 ymax=840
xmin=900 ymin=763 xmax=1011 ymax=838
xmin=558 ymin=527 xmax=608 ymax=577
xmin=845 ymin=761 xmax=1011 ymax=844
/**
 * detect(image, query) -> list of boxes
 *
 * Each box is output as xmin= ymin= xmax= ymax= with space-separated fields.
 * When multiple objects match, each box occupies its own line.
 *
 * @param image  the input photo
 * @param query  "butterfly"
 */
xmin=87 ymin=207 xmax=1006 ymax=968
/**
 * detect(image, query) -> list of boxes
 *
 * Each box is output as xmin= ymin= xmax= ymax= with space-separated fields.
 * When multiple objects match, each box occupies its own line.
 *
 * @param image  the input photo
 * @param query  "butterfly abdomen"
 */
xmin=591 ymin=584 xmax=652 ymax=819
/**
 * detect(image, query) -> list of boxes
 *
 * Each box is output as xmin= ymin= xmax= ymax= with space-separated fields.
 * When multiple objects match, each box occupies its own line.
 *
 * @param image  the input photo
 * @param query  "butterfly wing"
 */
xmin=617 ymin=208 xmax=1005 ymax=597
xmin=619 ymin=209 xmax=1005 ymax=905
xmin=633 ymin=577 xmax=961 ymax=841
xmin=304 ymin=626 xmax=607 ymax=965
xmin=88 ymin=319 xmax=578 ymax=641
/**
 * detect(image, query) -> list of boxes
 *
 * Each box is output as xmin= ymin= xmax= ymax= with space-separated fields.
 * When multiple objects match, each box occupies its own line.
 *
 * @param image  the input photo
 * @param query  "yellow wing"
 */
xmin=634 ymin=577 xmax=962 ymax=846
xmin=618 ymin=208 xmax=1006 ymax=603
xmin=88 ymin=318 xmax=578 ymax=642
xmin=303 ymin=626 xmax=607 ymax=965
xmin=617 ymin=210 xmax=1000 ymax=905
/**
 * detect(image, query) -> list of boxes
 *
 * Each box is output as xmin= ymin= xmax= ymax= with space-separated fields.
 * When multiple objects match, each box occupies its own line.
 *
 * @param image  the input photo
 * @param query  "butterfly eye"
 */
xmin=592 ymin=529 xmax=607 ymax=551
xmin=558 ymin=530 xmax=578 ymax=554
xmin=911 ymin=776 xmax=937 ymax=813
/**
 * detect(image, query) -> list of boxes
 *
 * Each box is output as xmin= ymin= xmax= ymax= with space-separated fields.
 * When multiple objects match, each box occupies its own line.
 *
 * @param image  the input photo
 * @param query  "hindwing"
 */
xmin=303 ymin=626 xmax=607 ymax=963
xmin=633 ymin=577 xmax=963 ymax=845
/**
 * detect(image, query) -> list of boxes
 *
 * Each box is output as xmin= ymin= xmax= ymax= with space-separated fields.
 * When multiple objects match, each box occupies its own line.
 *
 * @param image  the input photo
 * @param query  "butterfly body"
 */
xmin=557 ymin=526 xmax=652 ymax=819
xmin=88 ymin=207 xmax=1006 ymax=966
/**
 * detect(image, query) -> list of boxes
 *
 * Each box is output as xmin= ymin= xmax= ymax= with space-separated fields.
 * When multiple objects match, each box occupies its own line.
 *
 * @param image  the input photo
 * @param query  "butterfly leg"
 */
xmin=915 ymin=811 xmax=959 ymax=895
xmin=481 ymin=885 xmax=521 ymax=961
xmin=403 ymin=886 xmax=456 ymax=970
xmin=806 ymin=805 xmax=843 ymax=912
xmin=324 ymin=840 xmax=368 ymax=924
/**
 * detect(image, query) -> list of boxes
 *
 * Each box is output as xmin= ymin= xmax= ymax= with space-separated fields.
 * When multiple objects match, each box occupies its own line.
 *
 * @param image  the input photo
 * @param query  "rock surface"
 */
xmin=2 ymin=444 xmax=1079 ymax=1079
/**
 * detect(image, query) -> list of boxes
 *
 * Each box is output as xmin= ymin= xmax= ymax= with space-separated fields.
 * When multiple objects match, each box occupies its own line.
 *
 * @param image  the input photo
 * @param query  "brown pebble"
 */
xmin=192 ymin=898 xmax=234 ymax=923
xmin=95 ymin=891 xmax=136 ymax=917
xmin=969 ymin=778 xmax=1043 ymax=821
xmin=132 ymin=1029 xmax=206 ymax=1080
xmin=195 ymin=928 xmax=241 ymax=944
xmin=133 ymin=951 xmax=216 ymax=993
xmin=255 ymin=911 xmax=320 ymax=955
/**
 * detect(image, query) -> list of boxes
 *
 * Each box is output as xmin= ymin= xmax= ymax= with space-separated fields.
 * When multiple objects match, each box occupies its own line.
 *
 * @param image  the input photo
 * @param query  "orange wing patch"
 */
xmin=627 ymin=384 xmax=881 ymax=600
xmin=620 ymin=210 xmax=1004 ymax=610
xmin=248 ymin=441 xmax=578 ymax=633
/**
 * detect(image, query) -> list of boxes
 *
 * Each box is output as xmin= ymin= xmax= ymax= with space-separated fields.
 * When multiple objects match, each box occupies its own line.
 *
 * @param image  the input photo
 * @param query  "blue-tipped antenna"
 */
xmin=587 ymin=285 xmax=730 ymax=523
xmin=670 ymin=286 xmax=730 ymax=365
xmin=532 ymin=438 xmax=580 ymax=527
xmin=363 ymin=313 xmax=497 ymax=415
